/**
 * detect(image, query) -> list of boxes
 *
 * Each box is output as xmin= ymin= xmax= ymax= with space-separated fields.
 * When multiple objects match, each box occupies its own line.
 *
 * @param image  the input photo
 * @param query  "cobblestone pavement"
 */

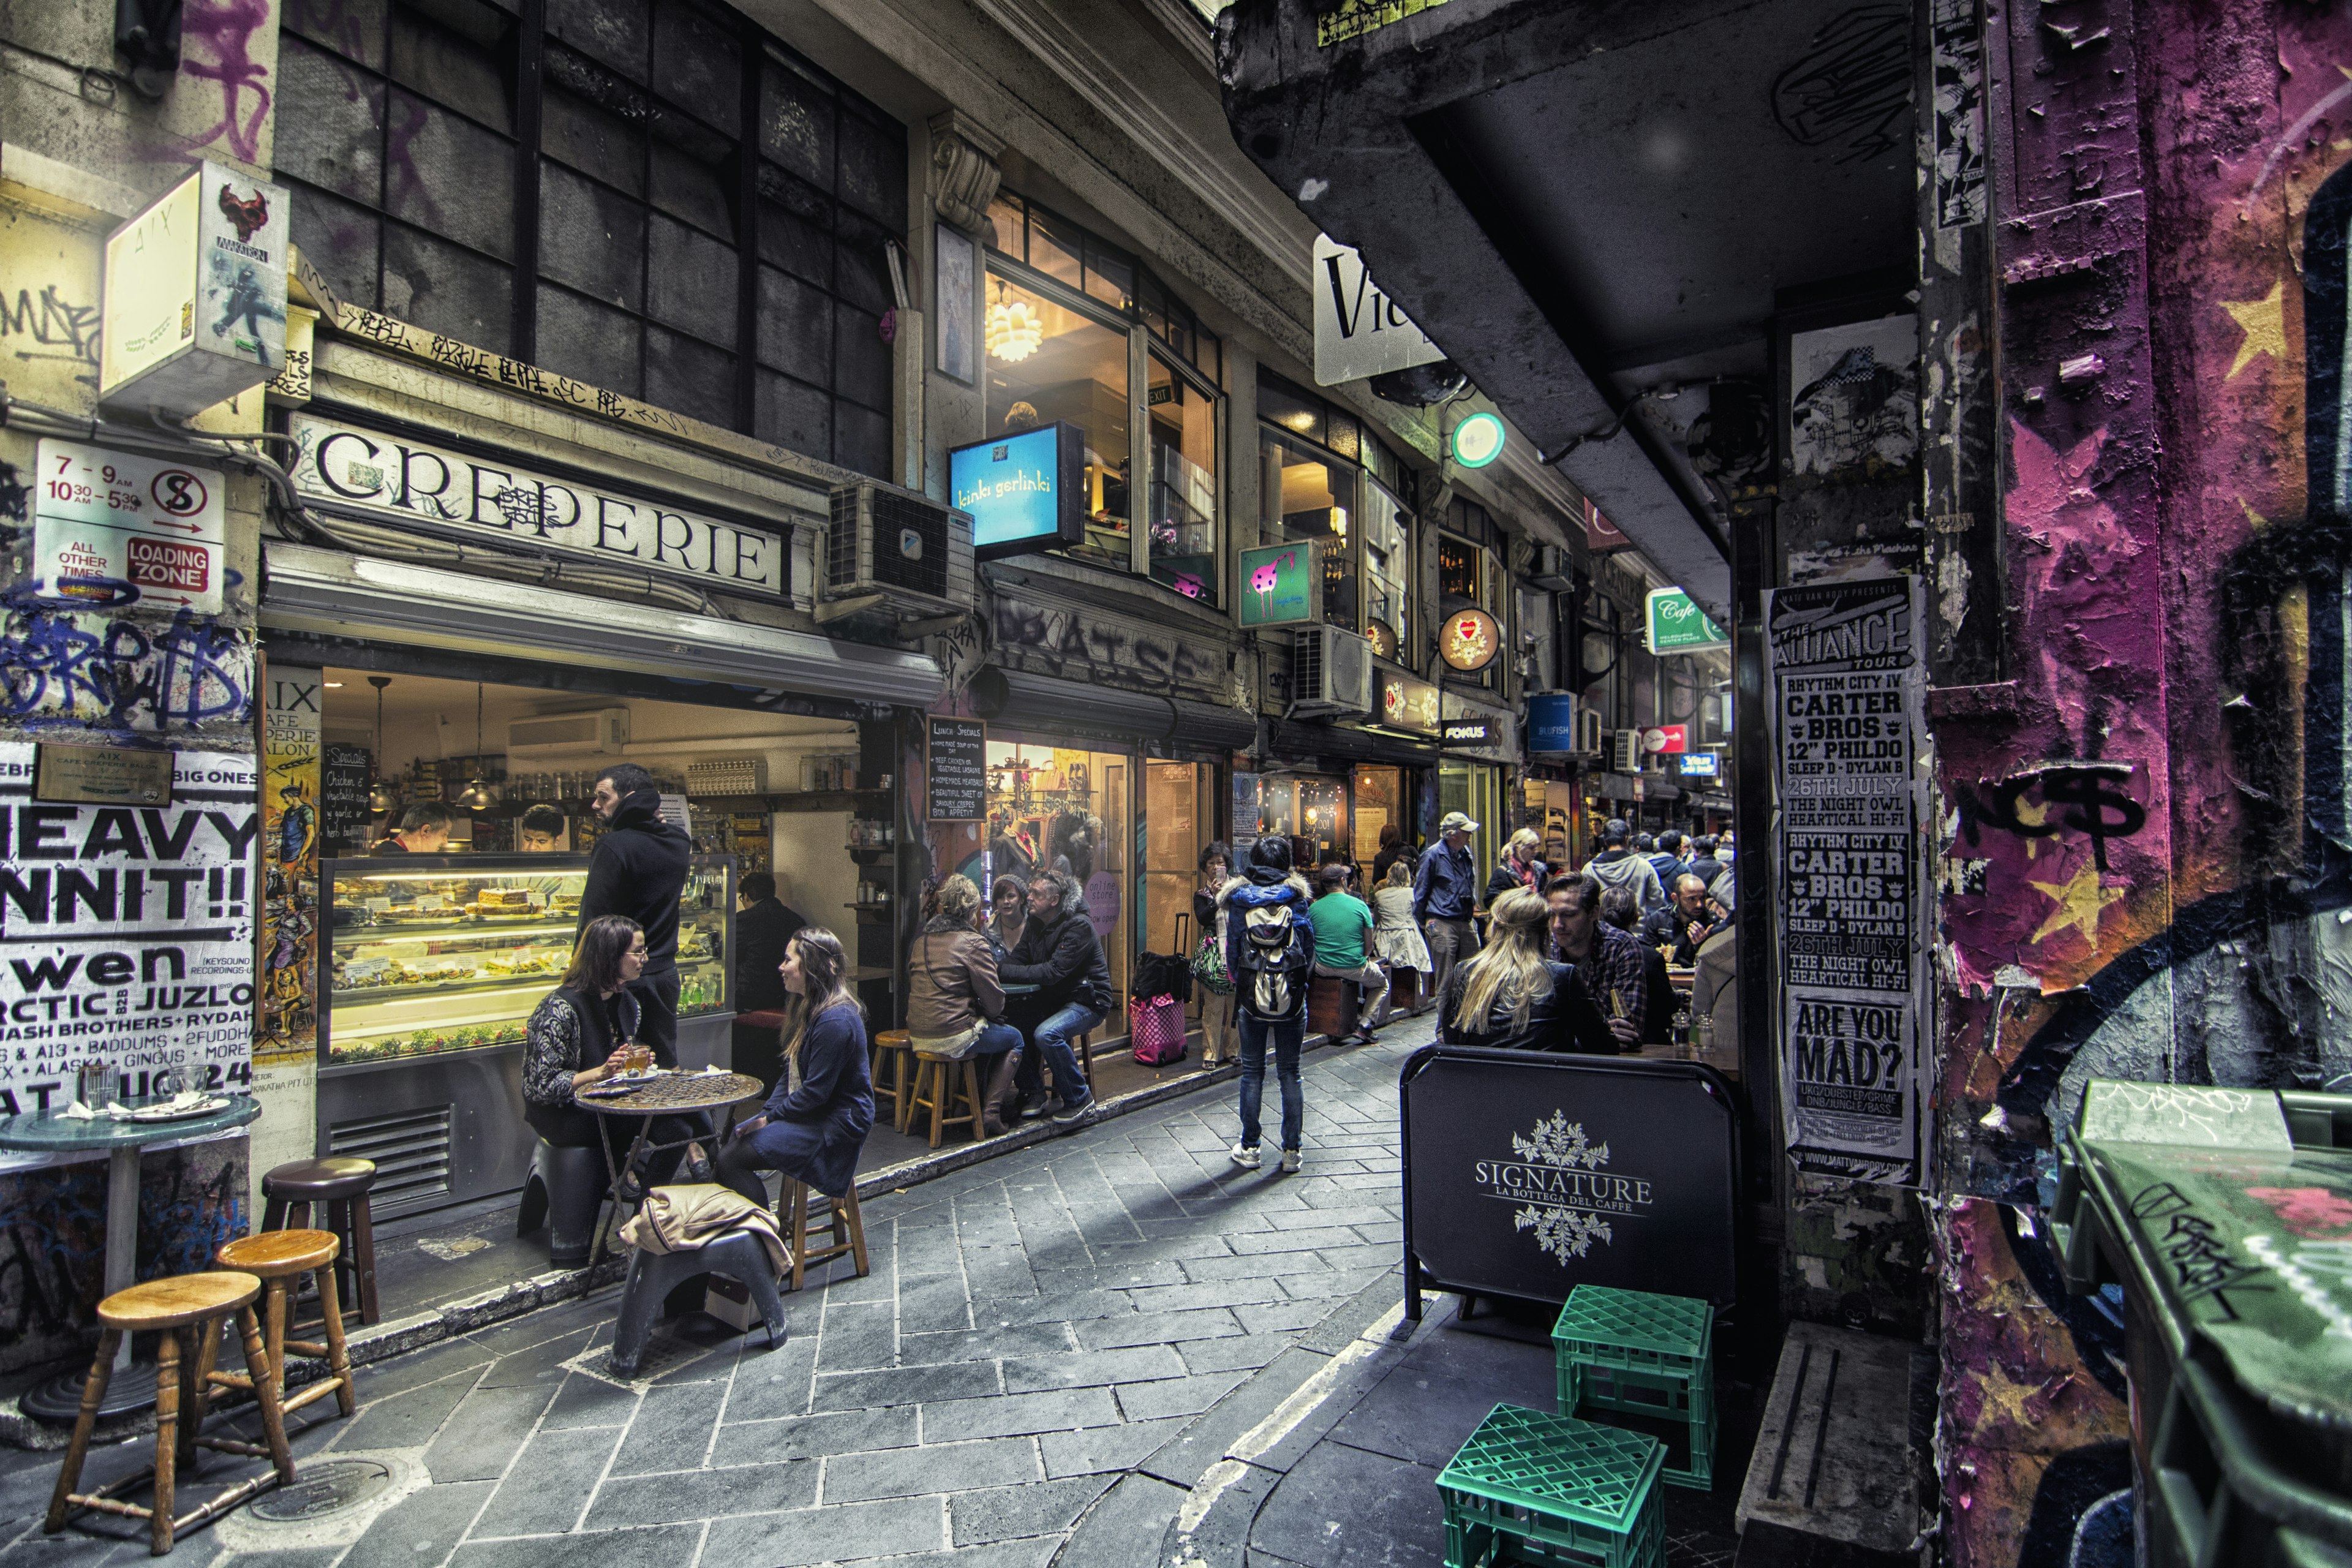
xmin=0 ymin=1019 xmax=1428 ymax=1568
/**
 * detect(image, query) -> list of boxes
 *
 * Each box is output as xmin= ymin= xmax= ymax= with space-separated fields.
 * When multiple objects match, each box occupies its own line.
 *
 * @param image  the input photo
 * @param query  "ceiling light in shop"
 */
xmin=1451 ymin=410 xmax=1506 ymax=469
xmin=987 ymin=285 xmax=1043 ymax=363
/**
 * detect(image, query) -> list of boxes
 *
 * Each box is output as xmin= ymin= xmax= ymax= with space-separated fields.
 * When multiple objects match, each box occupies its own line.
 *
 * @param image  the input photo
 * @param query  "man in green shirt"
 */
xmin=1308 ymin=864 xmax=1389 ymax=1044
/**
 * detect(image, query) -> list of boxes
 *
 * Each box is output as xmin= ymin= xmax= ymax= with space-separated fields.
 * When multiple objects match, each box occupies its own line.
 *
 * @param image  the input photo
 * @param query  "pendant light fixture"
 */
xmin=986 ymin=279 xmax=1042 ymax=363
xmin=366 ymin=676 xmax=398 ymax=814
xmin=454 ymin=682 xmax=499 ymax=813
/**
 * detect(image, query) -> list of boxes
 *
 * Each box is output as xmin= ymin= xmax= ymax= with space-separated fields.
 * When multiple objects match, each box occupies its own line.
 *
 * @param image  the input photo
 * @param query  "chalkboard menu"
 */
xmin=321 ymin=743 xmax=374 ymax=855
xmin=926 ymin=717 xmax=987 ymax=821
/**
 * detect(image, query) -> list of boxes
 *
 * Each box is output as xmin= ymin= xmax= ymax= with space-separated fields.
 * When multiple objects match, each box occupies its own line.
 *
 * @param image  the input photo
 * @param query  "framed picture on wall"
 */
xmin=936 ymin=224 xmax=977 ymax=385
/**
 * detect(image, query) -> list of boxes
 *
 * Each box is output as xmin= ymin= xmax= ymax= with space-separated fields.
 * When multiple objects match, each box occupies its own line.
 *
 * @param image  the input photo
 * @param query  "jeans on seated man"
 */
xmin=1015 ymin=1000 xmax=1104 ymax=1115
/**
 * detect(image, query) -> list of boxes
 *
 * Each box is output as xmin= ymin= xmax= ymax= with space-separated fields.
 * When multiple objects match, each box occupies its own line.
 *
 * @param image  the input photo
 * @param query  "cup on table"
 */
xmin=625 ymin=1042 xmax=654 ymax=1074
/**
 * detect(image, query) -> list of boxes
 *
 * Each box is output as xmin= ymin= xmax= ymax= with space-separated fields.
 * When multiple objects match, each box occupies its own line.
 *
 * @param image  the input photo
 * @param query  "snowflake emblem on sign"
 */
xmin=1508 ymin=1112 xmax=1616 ymax=1264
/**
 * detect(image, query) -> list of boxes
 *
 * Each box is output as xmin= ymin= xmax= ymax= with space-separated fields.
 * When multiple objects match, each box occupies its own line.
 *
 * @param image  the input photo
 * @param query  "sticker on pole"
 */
xmin=32 ymin=439 xmax=227 ymax=613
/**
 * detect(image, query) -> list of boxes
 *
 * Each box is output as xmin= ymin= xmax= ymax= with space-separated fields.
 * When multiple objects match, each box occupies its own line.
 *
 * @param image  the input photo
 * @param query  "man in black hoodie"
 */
xmin=578 ymin=763 xmax=693 ymax=1061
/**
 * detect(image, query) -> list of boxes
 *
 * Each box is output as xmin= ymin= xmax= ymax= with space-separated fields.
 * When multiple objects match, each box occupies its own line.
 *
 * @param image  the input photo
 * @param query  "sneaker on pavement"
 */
xmin=1230 ymin=1142 xmax=1262 ymax=1170
xmin=1280 ymin=1148 xmax=1302 ymax=1173
xmin=1049 ymin=1096 xmax=1097 ymax=1129
xmin=1018 ymin=1094 xmax=1052 ymax=1120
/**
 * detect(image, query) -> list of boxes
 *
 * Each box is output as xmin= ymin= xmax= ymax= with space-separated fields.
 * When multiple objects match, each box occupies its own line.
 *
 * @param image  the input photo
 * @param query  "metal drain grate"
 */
xmin=328 ymin=1105 xmax=451 ymax=1213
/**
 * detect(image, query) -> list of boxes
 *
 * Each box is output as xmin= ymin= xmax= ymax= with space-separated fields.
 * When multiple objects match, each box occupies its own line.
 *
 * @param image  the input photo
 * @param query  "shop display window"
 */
xmin=984 ymin=274 xmax=1133 ymax=571
xmin=1352 ymin=766 xmax=1404 ymax=866
xmin=1143 ymin=762 xmax=1213 ymax=962
xmin=1149 ymin=354 xmax=1219 ymax=604
xmin=962 ymin=740 xmax=1132 ymax=1003
xmin=1247 ymin=775 xmax=1349 ymax=870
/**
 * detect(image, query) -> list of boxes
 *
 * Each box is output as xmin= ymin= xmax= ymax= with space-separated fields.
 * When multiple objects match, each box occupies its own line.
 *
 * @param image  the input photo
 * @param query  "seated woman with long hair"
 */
xmin=522 ymin=915 xmax=712 ymax=1190
xmin=1438 ymin=888 xmax=1618 ymax=1054
xmin=907 ymin=873 xmax=1023 ymax=1136
xmin=717 ymin=927 xmax=876 ymax=1206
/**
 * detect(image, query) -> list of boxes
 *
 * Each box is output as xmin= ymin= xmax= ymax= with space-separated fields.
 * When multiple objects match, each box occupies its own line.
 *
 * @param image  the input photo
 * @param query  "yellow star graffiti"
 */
xmin=2011 ymin=796 xmax=2052 ymax=859
xmin=2221 ymin=282 xmax=2287 ymax=380
xmin=2028 ymin=861 xmax=2127 ymax=948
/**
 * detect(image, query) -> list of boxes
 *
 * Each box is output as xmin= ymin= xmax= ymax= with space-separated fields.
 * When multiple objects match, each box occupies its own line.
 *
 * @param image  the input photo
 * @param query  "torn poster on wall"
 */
xmin=1767 ymin=576 xmax=1929 ymax=1186
xmin=0 ymin=745 xmax=259 ymax=1114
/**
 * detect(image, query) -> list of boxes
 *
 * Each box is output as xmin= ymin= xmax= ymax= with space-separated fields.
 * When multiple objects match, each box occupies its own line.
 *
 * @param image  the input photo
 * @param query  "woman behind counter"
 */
xmin=716 ymin=927 xmax=876 ymax=1207
xmin=907 ymin=875 xmax=1023 ymax=1136
xmin=522 ymin=916 xmax=712 ymax=1222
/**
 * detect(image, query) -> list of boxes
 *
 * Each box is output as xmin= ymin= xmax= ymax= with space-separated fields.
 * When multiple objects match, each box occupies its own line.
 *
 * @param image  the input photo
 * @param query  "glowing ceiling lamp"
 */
xmin=987 ymin=284 xmax=1043 ymax=363
xmin=1451 ymin=409 xmax=1506 ymax=469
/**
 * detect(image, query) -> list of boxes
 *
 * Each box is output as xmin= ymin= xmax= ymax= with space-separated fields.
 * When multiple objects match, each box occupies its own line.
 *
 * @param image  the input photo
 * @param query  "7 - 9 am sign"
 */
xmin=1645 ymin=587 xmax=1729 ymax=655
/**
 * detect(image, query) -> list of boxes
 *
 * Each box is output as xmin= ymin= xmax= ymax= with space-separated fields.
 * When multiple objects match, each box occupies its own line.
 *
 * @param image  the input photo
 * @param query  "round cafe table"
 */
xmin=577 ymin=1072 xmax=762 ymax=1266
xmin=0 ymin=1093 xmax=262 ymax=1422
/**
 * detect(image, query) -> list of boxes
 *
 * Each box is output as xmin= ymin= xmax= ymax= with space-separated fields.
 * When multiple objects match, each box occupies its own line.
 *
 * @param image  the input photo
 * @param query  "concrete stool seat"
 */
xmin=517 ymin=1140 xmax=610 ymax=1268
xmin=260 ymin=1158 xmax=379 ymax=1326
xmin=611 ymin=1230 xmax=786 ymax=1376
xmin=46 ymin=1272 xmax=296 ymax=1556
xmin=778 ymin=1177 xmax=869 ymax=1292
xmin=215 ymin=1230 xmax=356 ymax=1424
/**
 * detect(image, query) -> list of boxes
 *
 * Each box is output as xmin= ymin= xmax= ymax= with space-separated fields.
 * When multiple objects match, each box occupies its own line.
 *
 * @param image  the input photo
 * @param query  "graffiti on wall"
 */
xmin=990 ymin=592 xmax=1229 ymax=696
xmin=0 ymin=602 xmax=255 ymax=736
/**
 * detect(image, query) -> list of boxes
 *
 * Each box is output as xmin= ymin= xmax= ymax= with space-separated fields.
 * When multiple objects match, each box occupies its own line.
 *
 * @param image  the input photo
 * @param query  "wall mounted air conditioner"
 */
xmin=508 ymin=707 xmax=631 ymax=758
xmin=825 ymin=481 xmax=976 ymax=618
xmin=1291 ymin=625 xmax=1374 ymax=718
xmin=1525 ymin=543 xmax=1575 ymax=593
xmin=1578 ymin=709 xmax=1605 ymax=755
xmin=1611 ymin=729 xmax=1641 ymax=772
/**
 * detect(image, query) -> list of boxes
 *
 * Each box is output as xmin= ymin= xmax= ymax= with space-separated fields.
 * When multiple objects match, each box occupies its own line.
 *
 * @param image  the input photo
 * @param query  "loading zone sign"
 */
xmin=33 ymin=439 xmax=227 ymax=614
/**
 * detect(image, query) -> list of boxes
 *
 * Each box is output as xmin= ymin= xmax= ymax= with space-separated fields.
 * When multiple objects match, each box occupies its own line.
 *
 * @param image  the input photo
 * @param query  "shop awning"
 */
xmin=262 ymin=542 xmax=943 ymax=708
xmin=1266 ymin=719 xmax=1438 ymax=769
xmin=971 ymin=667 xmax=1257 ymax=753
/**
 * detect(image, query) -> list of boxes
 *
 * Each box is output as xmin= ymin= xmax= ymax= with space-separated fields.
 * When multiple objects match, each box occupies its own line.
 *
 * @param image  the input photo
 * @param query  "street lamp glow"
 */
xmin=1452 ymin=410 xmax=1506 ymax=469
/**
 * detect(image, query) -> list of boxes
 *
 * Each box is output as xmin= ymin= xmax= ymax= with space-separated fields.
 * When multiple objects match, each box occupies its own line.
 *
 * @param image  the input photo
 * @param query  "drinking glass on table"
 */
xmin=625 ymin=1041 xmax=654 ymax=1074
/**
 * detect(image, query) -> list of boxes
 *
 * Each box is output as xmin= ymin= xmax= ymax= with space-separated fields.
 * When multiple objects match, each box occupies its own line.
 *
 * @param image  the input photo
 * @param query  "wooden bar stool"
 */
xmin=214 ymin=1231 xmax=356 ymax=1423
xmin=870 ymin=1031 xmax=914 ymax=1132
xmin=46 ymin=1272 xmax=295 ymax=1556
xmin=907 ymin=1051 xmax=985 ymax=1148
xmin=259 ymin=1158 xmax=379 ymax=1326
xmin=778 ymin=1177 xmax=869 ymax=1292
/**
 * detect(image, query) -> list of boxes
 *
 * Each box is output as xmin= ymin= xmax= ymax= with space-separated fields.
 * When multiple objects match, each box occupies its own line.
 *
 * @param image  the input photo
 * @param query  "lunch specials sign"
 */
xmin=1765 ymin=576 xmax=1929 ymax=1187
xmin=0 ymin=745 xmax=258 ymax=1113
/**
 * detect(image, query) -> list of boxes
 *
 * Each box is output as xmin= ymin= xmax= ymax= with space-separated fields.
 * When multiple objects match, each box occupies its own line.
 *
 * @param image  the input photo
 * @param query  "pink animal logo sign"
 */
xmin=2245 ymin=1186 xmax=2352 ymax=1238
xmin=1250 ymin=550 xmax=1296 ymax=618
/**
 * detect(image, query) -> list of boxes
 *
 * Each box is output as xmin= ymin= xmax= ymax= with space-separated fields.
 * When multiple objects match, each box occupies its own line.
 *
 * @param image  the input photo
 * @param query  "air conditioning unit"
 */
xmin=824 ymin=481 xmax=976 ymax=618
xmin=1577 ymin=709 xmax=1605 ymax=755
xmin=1291 ymin=625 xmax=1374 ymax=717
xmin=508 ymin=707 xmax=631 ymax=758
xmin=1611 ymin=729 xmax=1641 ymax=771
xmin=1526 ymin=543 xmax=1575 ymax=593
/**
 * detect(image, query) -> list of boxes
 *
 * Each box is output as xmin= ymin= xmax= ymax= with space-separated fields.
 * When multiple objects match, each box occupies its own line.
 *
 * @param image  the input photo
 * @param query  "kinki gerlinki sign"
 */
xmin=1312 ymin=235 xmax=1448 ymax=386
xmin=289 ymin=415 xmax=786 ymax=595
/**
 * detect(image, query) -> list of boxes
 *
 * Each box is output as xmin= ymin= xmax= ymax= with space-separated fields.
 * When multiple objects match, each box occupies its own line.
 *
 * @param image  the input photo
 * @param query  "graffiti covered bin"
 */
xmin=2048 ymin=1080 xmax=2352 ymax=1568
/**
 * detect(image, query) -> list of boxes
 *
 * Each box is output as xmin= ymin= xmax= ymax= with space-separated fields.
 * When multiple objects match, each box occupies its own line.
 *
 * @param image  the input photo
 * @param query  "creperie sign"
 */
xmin=289 ymin=415 xmax=786 ymax=595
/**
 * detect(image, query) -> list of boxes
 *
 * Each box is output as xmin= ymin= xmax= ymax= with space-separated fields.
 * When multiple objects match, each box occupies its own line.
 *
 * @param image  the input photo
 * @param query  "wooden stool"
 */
xmin=870 ymin=1031 xmax=914 ymax=1133
xmin=778 ymin=1177 xmax=869 ymax=1292
xmin=46 ymin=1272 xmax=295 ymax=1556
xmin=907 ymin=1051 xmax=984 ymax=1148
xmin=1308 ymin=974 xmax=1362 ymax=1040
xmin=214 ymin=1231 xmax=356 ymax=1423
xmin=260 ymin=1158 xmax=379 ymax=1327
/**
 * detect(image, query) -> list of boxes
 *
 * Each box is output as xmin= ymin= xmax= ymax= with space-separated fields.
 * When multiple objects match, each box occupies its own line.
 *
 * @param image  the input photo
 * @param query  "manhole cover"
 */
xmin=563 ymin=1333 xmax=715 ymax=1390
xmin=249 ymin=1460 xmax=392 ymax=1521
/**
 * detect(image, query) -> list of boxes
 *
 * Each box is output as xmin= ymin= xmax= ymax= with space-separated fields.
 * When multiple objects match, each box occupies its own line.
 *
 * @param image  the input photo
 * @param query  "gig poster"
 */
xmin=1765 ymin=576 xmax=1929 ymax=1186
xmin=0 ymin=745 xmax=259 ymax=1113
xmin=258 ymin=668 xmax=322 ymax=1066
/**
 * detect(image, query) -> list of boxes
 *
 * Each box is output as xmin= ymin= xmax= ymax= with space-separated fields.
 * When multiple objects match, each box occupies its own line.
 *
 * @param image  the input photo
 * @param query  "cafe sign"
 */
xmin=1644 ymin=587 xmax=1729 ymax=655
xmin=289 ymin=415 xmax=787 ymax=595
xmin=1238 ymin=540 xmax=1322 ymax=628
xmin=1439 ymin=606 xmax=1501 ymax=672
xmin=1375 ymin=666 xmax=1440 ymax=736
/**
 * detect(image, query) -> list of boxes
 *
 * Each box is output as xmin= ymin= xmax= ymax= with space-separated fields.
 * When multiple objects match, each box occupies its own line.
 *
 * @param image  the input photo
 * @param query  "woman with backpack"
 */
xmin=1216 ymin=836 xmax=1314 ymax=1172
xmin=1192 ymin=842 xmax=1238 ymax=1065
xmin=1439 ymin=888 xmax=1618 ymax=1055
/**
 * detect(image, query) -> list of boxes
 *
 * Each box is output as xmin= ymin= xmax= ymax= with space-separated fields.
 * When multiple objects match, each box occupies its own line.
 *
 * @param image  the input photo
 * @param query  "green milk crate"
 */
xmin=1436 ymin=1403 xmax=1665 ymax=1568
xmin=1551 ymin=1284 xmax=1716 ymax=1490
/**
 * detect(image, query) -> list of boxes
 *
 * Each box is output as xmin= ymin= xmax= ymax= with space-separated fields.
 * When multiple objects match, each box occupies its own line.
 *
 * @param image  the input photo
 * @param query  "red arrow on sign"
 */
xmin=141 ymin=520 xmax=206 ymax=535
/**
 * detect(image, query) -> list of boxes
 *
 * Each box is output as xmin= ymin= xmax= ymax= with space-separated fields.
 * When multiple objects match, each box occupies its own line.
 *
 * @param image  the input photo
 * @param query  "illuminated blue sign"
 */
xmin=1678 ymin=751 xmax=1720 ymax=778
xmin=949 ymin=424 xmax=1085 ymax=561
xmin=1527 ymin=693 xmax=1578 ymax=753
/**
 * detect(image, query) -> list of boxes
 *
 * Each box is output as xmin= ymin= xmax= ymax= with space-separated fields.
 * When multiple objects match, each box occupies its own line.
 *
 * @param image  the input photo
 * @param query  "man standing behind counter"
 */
xmin=733 ymin=870 xmax=805 ymax=1014
xmin=578 ymin=763 xmax=692 ymax=1063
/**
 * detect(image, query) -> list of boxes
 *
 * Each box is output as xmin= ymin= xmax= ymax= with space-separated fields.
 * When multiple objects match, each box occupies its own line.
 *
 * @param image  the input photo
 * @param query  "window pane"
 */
xmin=1027 ymin=206 xmax=1082 ymax=290
xmin=755 ymin=367 xmax=830 ymax=458
xmin=385 ymin=90 xmax=514 ymax=258
xmin=1438 ymin=532 xmax=1481 ymax=604
xmin=984 ymin=192 xmax=1023 ymax=257
xmin=1256 ymin=377 xmax=1322 ymax=443
xmin=286 ymin=181 xmax=382 ymax=308
xmin=383 ymin=222 xmax=511 ymax=350
xmin=547 ymin=0 xmax=647 ymax=79
xmin=648 ymin=140 xmax=732 ymax=239
xmin=833 ymin=216 xmax=893 ymax=316
xmin=1148 ymin=355 xmax=1216 ymax=605
xmin=277 ymin=36 xmax=383 ymax=203
xmin=535 ymin=283 xmax=641 ymax=394
xmin=835 ymin=401 xmax=892 ymax=480
xmin=652 ymin=0 xmax=740 ymax=139
xmin=1261 ymin=428 xmax=1351 ymax=627
xmin=285 ymin=0 xmax=388 ymax=69
xmin=758 ymin=190 xmax=832 ymax=285
xmin=837 ymin=105 xmax=905 ymax=227
xmin=1362 ymin=477 xmax=1410 ymax=652
xmin=1085 ymin=239 xmax=1133 ymax=312
xmin=644 ymin=324 xmax=734 ymax=427
xmin=756 ymin=265 xmax=831 ymax=383
xmin=646 ymin=213 xmax=739 ymax=345
xmin=538 ymin=161 xmax=643 ymax=307
xmin=542 ymin=85 xmax=644 ymax=196
xmin=1324 ymin=408 xmax=1359 ymax=462
xmin=390 ymin=2 xmax=512 ymax=133
xmin=834 ymin=303 xmax=890 ymax=410
xmin=986 ymin=274 xmax=1130 ymax=570
xmin=760 ymin=58 xmax=832 ymax=189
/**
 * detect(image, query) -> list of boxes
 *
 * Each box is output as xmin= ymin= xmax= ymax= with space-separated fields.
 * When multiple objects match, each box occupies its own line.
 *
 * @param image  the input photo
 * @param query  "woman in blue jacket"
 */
xmin=716 ymin=926 xmax=875 ymax=1204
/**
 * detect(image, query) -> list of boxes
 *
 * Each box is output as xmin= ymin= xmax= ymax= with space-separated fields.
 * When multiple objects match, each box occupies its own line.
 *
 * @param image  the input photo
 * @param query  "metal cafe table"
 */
xmin=578 ymin=1071 xmax=763 ymax=1265
xmin=0 ymin=1094 xmax=262 ymax=1421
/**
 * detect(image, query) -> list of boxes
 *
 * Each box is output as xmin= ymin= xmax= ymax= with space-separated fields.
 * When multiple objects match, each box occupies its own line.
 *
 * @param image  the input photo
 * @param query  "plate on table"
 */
xmin=124 ymin=1096 xmax=233 ymax=1123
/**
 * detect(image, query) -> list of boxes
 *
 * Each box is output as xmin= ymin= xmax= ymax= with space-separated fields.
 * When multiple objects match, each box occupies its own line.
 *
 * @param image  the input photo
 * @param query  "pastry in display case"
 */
xmin=322 ymin=854 xmax=736 ymax=1068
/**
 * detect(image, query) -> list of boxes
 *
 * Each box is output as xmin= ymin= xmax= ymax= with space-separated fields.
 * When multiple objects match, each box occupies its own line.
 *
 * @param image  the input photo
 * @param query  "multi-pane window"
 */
xmin=1256 ymin=372 xmax=1419 ymax=647
xmin=984 ymin=190 xmax=1222 ymax=600
xmin=1259 ymin=427 xmax=1353 ymax=627
xmin=276 ymin=0 xmax=906 ymax=477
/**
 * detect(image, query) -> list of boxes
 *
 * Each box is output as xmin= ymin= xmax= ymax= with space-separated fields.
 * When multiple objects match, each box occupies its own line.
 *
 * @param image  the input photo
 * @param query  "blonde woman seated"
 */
xmin=1437 ymin=888 xmax=1618 ymax=1055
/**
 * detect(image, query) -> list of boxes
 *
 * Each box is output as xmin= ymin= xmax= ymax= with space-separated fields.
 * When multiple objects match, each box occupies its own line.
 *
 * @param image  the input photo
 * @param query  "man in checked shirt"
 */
xmin=1545 ymin=873 xmax=1643 ymax=1051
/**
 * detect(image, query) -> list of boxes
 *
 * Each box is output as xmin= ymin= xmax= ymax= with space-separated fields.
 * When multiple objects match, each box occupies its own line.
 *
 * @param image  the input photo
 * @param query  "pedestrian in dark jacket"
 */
xmin=577 ymin=763 xmax=693 ymax=1061
xmin=1484 ymin=827 xmax=1548 ymax=905
xmin=733 ymin=870 xmax=805 ymax=1014
xmin=1217 ymin=836 xmax=1314 ymax=1172
xmin=1370 ymin=822 xmax=1412 ymax=890
xmin=717 ymin=927 xmax=875 ymax=1202
xmin=1684 ymin=835 xmax=1725 ymax=894
xmin=1001 ymin=870 xmax=1110 ymax=1128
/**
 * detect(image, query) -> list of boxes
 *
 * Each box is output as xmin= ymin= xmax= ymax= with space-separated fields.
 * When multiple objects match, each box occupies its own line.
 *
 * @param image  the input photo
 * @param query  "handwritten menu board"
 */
xmin=321 ymin=742 xmax=374 ymax=855
xmin=927 ymin=717 xmax=987 ymax=821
